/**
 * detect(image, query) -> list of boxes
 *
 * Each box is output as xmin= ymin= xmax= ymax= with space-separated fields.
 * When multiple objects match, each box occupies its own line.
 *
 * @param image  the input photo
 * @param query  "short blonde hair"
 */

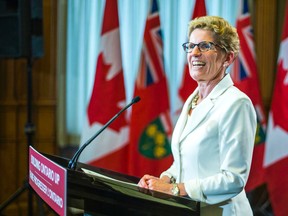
xmin=188 ymin=16 xmax=240 ymax=57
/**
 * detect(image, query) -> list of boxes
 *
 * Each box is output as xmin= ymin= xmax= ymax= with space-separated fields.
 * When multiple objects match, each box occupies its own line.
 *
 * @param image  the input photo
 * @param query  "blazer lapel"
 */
xmin=180 ymin=97 xmax=214 ymax=142
xmin=178 ymin=74 xmax=234 ymax=143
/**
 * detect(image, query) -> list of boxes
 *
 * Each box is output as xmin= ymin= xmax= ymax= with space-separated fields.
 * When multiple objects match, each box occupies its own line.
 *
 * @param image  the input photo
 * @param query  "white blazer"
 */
xmin=161 ymin=74 xmax=257 ymax=216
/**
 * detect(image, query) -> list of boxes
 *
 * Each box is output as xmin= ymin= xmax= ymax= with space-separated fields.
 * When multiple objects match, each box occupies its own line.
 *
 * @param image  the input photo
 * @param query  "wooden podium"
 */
xmin=30 ymin=149 xmax=200 ymax=215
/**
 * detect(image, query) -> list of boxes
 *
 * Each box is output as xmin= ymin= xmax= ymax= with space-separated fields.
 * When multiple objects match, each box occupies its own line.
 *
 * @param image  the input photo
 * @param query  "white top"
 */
xmin=161 ymin=74 xmax=256 ymax=216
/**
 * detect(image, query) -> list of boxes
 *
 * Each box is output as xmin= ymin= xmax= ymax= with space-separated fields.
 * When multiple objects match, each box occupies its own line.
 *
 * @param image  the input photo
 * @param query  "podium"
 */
xmin=29 ymin=148 xmax=200 ymax=215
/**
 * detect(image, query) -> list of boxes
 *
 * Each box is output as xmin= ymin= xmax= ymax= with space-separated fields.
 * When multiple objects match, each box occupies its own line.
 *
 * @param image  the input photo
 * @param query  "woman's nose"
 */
xmin=188 ymin=46 xmax=202 ymax=58
xmin=192 ymin=46 xmax=202 ymax=55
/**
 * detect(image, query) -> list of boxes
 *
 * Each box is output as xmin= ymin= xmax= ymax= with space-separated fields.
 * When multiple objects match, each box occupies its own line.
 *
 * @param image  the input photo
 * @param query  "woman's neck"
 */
xmin=197 ymin=72 xmax=226 ymax=100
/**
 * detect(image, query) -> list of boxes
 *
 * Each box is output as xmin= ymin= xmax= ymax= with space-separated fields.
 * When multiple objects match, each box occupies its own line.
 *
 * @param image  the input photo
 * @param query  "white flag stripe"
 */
xmin=102 ymin=28 xmax=122 ymax=81
xmin=79 ymin=115 xmax=129 ymax=163
xmin=264 ymin=113 xmax=288 ymax=167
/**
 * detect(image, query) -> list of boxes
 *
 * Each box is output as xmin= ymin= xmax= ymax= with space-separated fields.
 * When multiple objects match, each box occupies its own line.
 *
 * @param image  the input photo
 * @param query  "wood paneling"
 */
xmin=0 ymin=0 xmax=58 ymax=214
xmin=252 ymin=0 xmax=287 ymax=114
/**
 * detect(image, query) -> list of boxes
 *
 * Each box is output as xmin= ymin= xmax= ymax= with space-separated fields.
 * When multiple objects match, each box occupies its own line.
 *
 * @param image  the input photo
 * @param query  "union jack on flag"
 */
xmin=230 ymin=0 xmax=266 ymax=191
xmin=128 ymin=0 xmax=173 ymax=177
xmin=231 ymin=13 xmax=254 ymax=82
xmin=137 ymin=1 xmax=165 ymax=88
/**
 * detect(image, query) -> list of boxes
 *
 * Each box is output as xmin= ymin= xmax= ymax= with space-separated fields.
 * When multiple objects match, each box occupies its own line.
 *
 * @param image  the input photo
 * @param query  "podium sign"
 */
xmin=29 ymin=146 xmax=67 ymax=216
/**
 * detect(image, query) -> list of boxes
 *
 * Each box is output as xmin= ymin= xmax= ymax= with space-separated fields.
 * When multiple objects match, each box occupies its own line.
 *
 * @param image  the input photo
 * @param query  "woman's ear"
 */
xmin=224 ymin=52 xmax=236 ymax=67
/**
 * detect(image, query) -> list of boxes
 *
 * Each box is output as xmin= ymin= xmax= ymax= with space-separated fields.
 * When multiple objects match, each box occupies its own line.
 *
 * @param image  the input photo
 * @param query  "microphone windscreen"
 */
xmin=132 ymin=96 xmax=141 ymax=103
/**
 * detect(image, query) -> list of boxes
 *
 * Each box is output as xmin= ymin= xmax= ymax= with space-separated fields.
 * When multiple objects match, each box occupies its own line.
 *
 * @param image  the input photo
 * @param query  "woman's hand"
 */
xmin=138 ymin=174 xmax=158 ymax=189
xmin=138 ymin=174 xmax=172 ymax=194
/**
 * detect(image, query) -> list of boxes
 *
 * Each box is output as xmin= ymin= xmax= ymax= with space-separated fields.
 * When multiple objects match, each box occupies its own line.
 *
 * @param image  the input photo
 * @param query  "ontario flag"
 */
xmin=264 ymin=1 xmax=288 ymax=215
xmin=128 ymin=0 xmax=173 ymax=177
xmin=230 ymin=0 xmax=266 ymax=191
xmin=78 ymin=0 xmax=129 ymax=173
xmin=177 ymin=0 xmax=206 ymax=113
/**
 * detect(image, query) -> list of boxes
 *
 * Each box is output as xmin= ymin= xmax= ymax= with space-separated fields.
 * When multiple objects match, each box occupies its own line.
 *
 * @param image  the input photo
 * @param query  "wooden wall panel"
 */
xmin=252 ymin=0 xmax=277 ymax=114
xmin=0 ymin=0 xmax=58 ymax=214
xmin=252 ymin=0 xmax=287 ymax=114
xmin=0 ymin=140 xmax=17 ymax=204
xmin=0 ymin=108 xmax=17 ymax=141
xmin=0 ymin=60 xmax=17 ymax=101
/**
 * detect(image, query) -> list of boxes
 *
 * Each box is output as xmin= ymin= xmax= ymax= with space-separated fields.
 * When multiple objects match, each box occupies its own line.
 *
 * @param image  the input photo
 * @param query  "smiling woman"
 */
xmin=186 ymin=17 xmax=237 ymax=88
xmin=138 ymin=15 xmax=257 ymax=216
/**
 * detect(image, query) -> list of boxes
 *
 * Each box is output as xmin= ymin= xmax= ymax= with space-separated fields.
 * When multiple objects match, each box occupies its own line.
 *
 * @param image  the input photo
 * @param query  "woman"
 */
xmin=138 ymin=16 xmax=257 ymax=216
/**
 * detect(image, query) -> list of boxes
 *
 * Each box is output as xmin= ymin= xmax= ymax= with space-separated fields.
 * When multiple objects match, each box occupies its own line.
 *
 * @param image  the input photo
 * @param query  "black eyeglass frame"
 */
xmin=182 ymin=41 xmax=227 ymax=53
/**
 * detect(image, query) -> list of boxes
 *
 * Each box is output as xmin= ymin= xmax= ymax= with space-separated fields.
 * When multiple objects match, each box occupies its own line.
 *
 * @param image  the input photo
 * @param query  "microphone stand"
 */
xmin=0 ymin=2 xmax=44 ymax=215
xmin=0 ymin=19 xmax=35 ymax=216
xmin=68 ymin=96 xmax=140 ymax=170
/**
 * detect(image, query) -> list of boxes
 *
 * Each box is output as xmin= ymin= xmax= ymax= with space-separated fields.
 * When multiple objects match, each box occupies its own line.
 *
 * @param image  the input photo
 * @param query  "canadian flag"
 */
xmin=78 ymin=0 xmax=129 ymax=173
xmin=264 ymin=2 xmax=288 ymax=215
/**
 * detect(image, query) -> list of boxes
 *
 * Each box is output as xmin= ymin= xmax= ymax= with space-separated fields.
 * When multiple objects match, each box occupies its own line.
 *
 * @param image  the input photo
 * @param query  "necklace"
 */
xmin=191 ymin=94 xmax=199 ymax=110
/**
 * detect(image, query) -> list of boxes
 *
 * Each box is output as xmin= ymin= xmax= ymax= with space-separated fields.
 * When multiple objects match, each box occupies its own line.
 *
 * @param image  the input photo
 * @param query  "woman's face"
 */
xmin=187 ymin=29 xmax=227 ymax=83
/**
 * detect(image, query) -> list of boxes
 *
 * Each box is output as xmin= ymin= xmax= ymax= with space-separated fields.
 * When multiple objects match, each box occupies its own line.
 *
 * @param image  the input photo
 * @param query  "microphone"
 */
xmin=68 ymin=96 xmax=141 ymax=170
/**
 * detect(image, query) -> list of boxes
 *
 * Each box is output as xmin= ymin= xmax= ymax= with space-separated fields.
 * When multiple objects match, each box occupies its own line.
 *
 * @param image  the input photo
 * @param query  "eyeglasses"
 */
xmin=182 ymin=41 xmax=226 ymax=53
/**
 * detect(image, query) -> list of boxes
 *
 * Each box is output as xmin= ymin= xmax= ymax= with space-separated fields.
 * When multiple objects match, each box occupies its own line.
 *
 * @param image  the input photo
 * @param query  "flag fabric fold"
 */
xmin=128 ymin=0 xmax=173 ymax=177
xmin=230 ymin=0 xmax=266 ymax=191
xmin=78 ymin=0 xmax=129 ymax=173
xmin=264 ymin=1 xmax=288 ymax=215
